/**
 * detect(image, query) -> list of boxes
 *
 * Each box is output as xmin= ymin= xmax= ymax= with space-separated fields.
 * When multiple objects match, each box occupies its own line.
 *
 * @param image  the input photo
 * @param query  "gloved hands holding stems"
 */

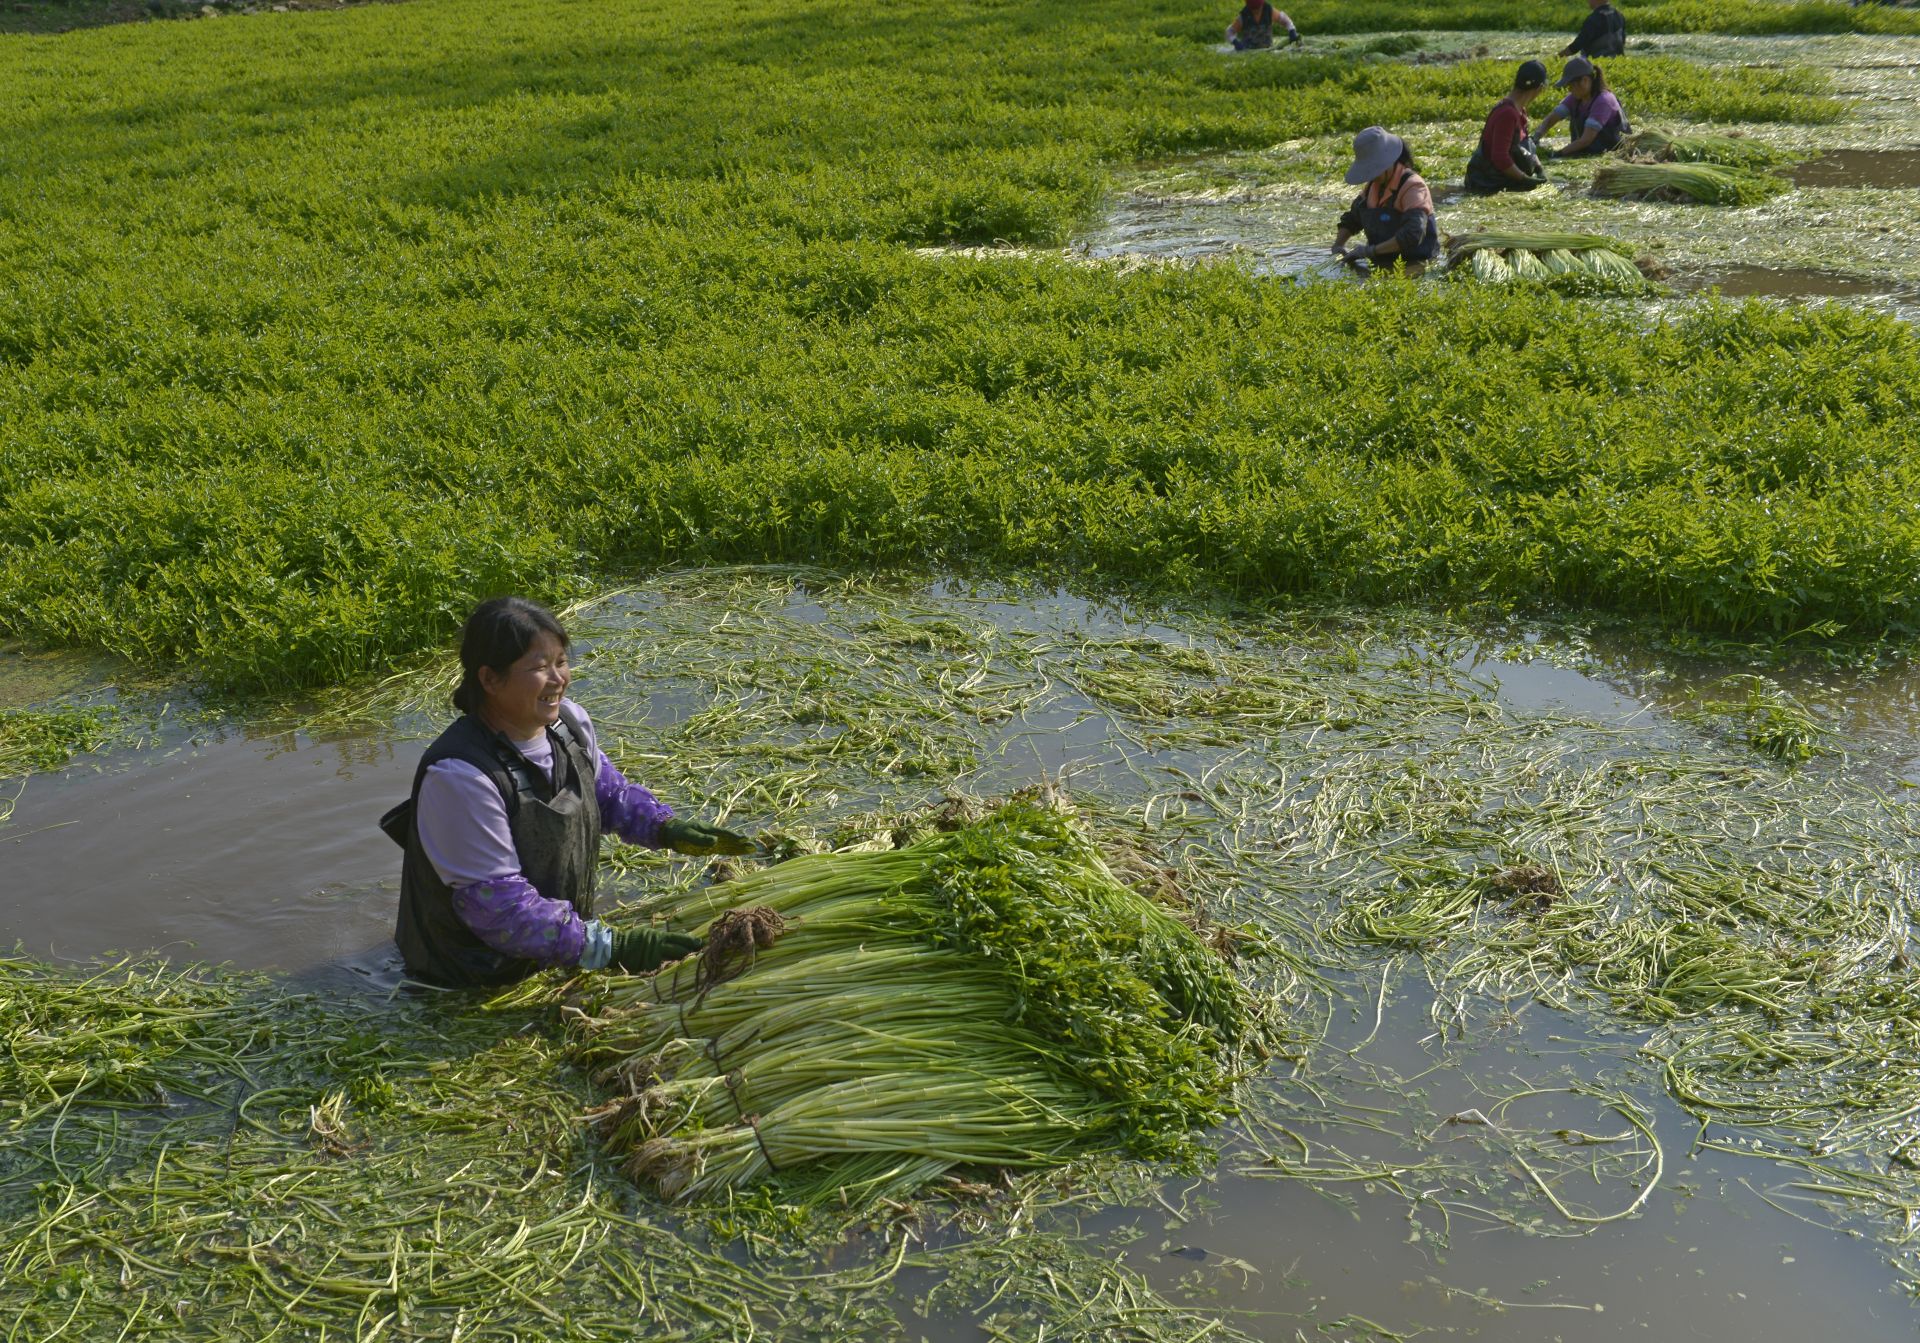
xmin=609 ymin=926 xmax=704 ymax=973
xmin=659 ymin=817 xmax=755 ymax=856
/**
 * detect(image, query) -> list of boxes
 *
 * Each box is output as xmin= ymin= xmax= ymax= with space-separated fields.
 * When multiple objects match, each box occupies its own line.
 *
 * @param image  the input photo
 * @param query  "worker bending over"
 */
xmin=1332 ymin=127 xmax=1439 ymax=276
xmin=1227 ymin=2 xmax=1299 ymax=49
xmin=1561 ymin=0 xmax=1626 ymax=58
xmin=1465 ymin=60 xmax=1551 ymax=194
xmin=1538 ymin=56 xmax=1630 ymax=158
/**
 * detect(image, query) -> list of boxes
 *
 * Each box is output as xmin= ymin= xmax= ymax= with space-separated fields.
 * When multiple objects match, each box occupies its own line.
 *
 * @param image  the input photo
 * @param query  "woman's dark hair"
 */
xmin=452 ymin=597 xmax=569 ymax=714
xmin=1396 ymin=143 xmax=1420 ymax=173
xmin=1586 ymin=64 xmax=1607 ymax=98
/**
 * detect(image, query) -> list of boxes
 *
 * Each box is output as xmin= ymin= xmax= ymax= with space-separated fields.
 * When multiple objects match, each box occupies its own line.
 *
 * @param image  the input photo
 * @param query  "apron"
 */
xmin=1561 ymin=94 xmax=1627 ymax=156
xmin=1358 ymin=166 xmax=1439 ymax=263
xmin=1232 ymin=2 xmax=1273 ymax=48
xmin=391 ymin=708 xmax=602 ymax=988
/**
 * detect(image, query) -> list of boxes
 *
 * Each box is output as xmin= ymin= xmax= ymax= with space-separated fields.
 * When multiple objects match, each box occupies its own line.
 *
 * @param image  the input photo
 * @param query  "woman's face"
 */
xmin=478 ymin=630 xmax=571 ymax=738
xmin=1569 ymin=75 xmax=1592 ymax=99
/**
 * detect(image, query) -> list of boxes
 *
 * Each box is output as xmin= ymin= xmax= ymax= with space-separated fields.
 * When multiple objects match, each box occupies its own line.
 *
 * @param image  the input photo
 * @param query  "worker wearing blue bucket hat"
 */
xmin=1330 ymin=126 xmax=1439 ymax=275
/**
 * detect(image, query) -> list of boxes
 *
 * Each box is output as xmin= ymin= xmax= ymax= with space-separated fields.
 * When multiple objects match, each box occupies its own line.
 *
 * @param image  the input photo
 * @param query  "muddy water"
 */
xmin=1071 ymin=32 xmax=1920 ymax=322
xmin=1793 ymin=148 xmax=1920 ymax=189
xmin=8 ymin=586 xmax=1920 ymax=1338
xmin=2 ymin=725 xmax=416 ymax=980
xmin=972 ymin=1001 xmax=1912 ymax=1343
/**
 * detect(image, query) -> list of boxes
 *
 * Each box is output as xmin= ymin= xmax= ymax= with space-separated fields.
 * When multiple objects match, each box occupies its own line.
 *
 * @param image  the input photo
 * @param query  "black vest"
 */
xmin=391 ymin=705 xmax=602 ymax=988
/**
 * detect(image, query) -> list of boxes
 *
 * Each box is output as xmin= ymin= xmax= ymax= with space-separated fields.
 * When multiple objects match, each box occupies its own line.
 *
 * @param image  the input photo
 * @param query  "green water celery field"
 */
xmin=1 ymin=0 xmax=1919 ymax=693
xmin=10 ymin=0 xmax=1920 ymax=1336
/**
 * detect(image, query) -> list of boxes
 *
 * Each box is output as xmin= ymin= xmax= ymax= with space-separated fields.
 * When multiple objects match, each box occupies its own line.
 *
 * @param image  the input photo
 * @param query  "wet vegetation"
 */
xmin=11 ymin=573 xmax=1920 ymax=1336
xmin=1 ymin=0 xmax=1917 ymax=694
xmin=7 ymin=0 xmax=1920 ymax=1334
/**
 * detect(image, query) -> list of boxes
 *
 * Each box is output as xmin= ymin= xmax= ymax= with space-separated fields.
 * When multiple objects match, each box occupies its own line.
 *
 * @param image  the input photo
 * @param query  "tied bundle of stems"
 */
xmin=1447 ymin=231 xmax=1631 ymax=260
xmin=1621 ymin=127 xmax=1791 ymax=171
xmin=570 ymin=801 xmax=1259 ymax=1204
xmin=1592 ymin=160 xmax=1786 ymax=206
xmin=1449 ymin=234 xmax=1648 ymax=291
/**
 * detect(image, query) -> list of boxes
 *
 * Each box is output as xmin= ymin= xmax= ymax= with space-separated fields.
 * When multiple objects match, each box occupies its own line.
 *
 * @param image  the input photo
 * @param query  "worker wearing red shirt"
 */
xmin=1465 ymin=59 xmax=1551 ymax=195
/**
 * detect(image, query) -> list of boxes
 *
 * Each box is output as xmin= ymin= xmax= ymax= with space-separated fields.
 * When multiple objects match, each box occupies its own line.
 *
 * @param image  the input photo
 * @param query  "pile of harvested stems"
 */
xmin=1592 ymin=160 xmax=1786 ymax=206
xmin=1446 ymin=232 xmax=1649 ymax=290
xmin=569 ymin=800 xmax=1257 ymax=1203
xmin=1620 ymin=127 xmax=1791 ymax=171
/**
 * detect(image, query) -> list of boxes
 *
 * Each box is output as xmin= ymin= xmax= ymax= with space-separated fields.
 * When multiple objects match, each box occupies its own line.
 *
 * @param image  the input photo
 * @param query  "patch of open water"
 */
xmin=1793 ymin=148 xmax=1920 ymax=189
xmin=8 ymin=576 xmax=1920 ymax=1336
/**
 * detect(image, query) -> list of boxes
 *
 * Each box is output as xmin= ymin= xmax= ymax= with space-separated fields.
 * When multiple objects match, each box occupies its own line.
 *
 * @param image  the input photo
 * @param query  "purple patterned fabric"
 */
xmin=597 ymin=755 xmax=674 ymax=847
xmin=450 ymin=876 xmax=587 ymax=966
xmin=413 ymin=699 xmax=677 ymax=966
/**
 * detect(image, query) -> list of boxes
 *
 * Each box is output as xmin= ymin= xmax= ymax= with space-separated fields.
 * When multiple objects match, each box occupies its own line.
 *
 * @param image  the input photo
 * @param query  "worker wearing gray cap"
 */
xmin=1331 ymin=127 xmax=1438 ymax=276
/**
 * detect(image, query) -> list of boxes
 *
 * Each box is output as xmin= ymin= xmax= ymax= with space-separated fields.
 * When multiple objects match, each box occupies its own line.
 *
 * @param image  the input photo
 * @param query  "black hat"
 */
xmin=1516 ymin=59 xmax=1549 ymax=89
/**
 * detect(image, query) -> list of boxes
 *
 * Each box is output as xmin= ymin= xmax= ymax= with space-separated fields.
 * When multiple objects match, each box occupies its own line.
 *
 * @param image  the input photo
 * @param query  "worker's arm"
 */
xmin=1224 ymin=14 xmax=1240 ymax=37
xmin=599 ymin=748 xmax=752 ymax=854
xmin=568 ymin=701 xmax=750 ymax=855
xmin=1488 ymin=109 xmax=1542 ymax=184
xmin=1537 ymin=106 xmax=1568 ymax=135
xmin=1332 ymin=193 xmax=1364 ymax=253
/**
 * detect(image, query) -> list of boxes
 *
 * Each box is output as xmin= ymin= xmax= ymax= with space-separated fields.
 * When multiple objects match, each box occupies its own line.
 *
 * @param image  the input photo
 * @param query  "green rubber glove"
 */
xmin=658 ymin=817 xmax=755 ymax=856
xmin=608 ymin=927 xmax=704 ymax=973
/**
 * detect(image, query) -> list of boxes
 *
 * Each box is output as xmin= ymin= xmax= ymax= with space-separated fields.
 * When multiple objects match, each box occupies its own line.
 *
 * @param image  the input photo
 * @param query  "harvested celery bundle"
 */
xmin=571 ymin=801 xmax=1259 ymax=1203
xmin=1621 ymin=127 xmax=1792 ymax=171
xmin=1592 ymin=160 xmax=1786 ymax=206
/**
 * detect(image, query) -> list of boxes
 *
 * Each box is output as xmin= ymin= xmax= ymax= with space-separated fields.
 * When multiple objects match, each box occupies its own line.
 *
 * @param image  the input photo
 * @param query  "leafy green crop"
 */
xmin=0 ymin=0 xmax=1914 ymax=695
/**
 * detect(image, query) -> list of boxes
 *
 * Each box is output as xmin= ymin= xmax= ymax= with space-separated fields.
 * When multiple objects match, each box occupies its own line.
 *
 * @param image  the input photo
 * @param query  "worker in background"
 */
xmin=1537 ymin=56 xmax=1630 ymax=159
xmin=1226 ymin=2 xmax=1300 ymax=49
xmin=1465 ymin=59 xmax=1551 ymax=194
xmin=388 ymin=596 xmax=753 ymax=988
xmin=1331 ymin=126 xmax=1439 ymax=276
xmin=1560 ymin=0 xmax=1626 ymax=58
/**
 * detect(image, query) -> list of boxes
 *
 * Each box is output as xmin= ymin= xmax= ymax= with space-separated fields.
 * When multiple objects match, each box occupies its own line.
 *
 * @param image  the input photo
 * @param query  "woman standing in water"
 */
xmin=390 ymin=596 xmax=752 ymax=988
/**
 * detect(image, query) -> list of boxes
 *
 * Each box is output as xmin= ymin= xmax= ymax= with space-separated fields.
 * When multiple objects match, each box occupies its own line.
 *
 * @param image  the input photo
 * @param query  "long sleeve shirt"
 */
xmin=1568 ymin=5 xmax=1626 ymax=57
xmin=414 ymin=701 xmax=673 ymax=967
xmin=1480 ymin=99 xmax=1530 ymax=173
xmin=1556 ymin=88 xmax=1624 ymax=136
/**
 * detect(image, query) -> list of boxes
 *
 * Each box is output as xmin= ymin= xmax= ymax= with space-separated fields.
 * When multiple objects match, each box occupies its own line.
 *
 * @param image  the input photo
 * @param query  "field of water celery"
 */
xmin=10 ymin=0 xmax=1920 ymax=1335
xmin=2 ymin=0 xmax=1920 ymax=692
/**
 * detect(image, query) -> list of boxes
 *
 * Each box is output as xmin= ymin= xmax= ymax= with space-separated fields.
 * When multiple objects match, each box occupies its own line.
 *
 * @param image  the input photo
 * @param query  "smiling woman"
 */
xmin=387 ymin=596 xmax=755 ymax=988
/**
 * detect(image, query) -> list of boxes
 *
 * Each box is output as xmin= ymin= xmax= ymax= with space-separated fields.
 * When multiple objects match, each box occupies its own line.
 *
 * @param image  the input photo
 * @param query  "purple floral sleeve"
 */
xmin=450 ymin=877 xmax=587 ymax=966
xmin=596 ymin=755 xmax=675 ymax=848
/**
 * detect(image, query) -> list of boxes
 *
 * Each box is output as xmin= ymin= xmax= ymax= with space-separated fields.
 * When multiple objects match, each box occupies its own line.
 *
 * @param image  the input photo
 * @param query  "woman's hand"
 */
xmin=659 ymin=817 xmax=755 ymax=856
xmin=607 ymin=927 xmax=704 ymax=973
